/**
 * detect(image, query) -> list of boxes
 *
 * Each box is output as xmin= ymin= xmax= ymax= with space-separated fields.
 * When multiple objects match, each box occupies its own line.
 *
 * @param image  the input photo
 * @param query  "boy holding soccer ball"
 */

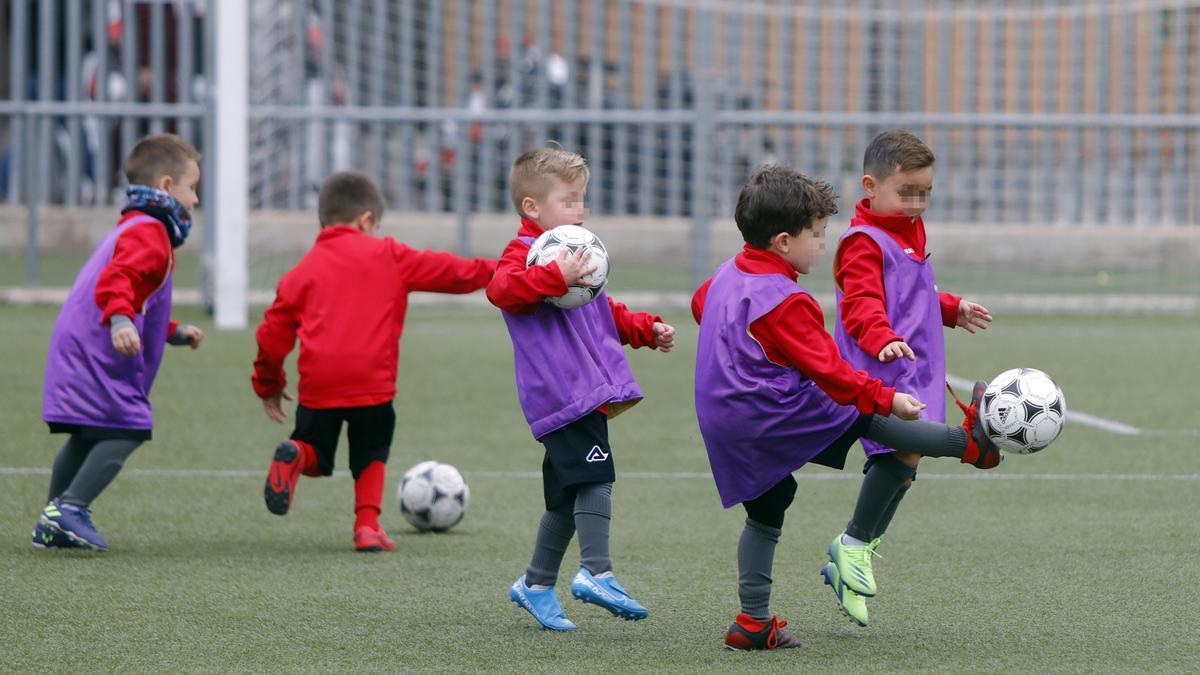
xmin=251 ymin=172 xmax=495 ymax=552
xmin=488 ymin=148 xmax=675 ymax=631
xmin=824 ymin=130 xmax=996 ymax=625
xmin=692 ymin=165 xmax=1001 ymax=650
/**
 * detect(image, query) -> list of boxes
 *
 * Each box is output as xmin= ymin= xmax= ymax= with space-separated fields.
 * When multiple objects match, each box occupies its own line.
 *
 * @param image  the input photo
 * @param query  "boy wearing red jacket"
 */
xmin=252 ymin=171 xmax=496 ymax=552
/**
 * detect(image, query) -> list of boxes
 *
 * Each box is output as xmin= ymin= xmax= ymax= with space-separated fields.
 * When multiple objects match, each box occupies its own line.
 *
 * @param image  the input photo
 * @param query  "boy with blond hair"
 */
xmin=824 ymin=130 xmax=997 ymax=626
xmin=489 ymin=147 xmax=675 ymax=631
xmin=252 ymin=171 xmax=495 ymax=552
xmin=34 ymin=133 xmax=205 ymax=551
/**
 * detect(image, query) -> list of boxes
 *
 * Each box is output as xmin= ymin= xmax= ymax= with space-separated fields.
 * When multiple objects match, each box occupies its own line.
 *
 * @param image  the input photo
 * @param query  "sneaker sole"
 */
xmin=38 ymin=515 xmax=106 ymax=552
xmin=264 ymin=442 xmax=299 ymax=516
xmin=821 ymin=564 xmax=867 ymax=628
xmin=570 ymin=589 xmax=648 ymax=621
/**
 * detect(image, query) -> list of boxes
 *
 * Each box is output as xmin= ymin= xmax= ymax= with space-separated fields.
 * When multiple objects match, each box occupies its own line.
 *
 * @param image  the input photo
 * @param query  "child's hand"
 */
xmin=878 ymin=340 xmax=916 ymax=363
xmin=891 ymin=392 xmax=927 ymax=420
xmin=179 ymin=325 xmax=205 ymax=349
xmin=957 ymin=299 xmax=993 ymax=334
xmin=112 ymin=325 xmax=142 ymax=356
xmin=555 ymin=246 xmax=597 ymax=286
xmin=653 ymin=322 xmax=676 ymax=352
xmin=262 ymin=391 xmax=294 ymax=423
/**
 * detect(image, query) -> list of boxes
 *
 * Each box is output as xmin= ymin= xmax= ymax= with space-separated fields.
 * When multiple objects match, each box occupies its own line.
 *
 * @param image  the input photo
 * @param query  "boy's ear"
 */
xmin=155 ymin=174 xmax=174 ymax=193
xmin=769 ymin=231 xmax=790 ymax=252
xmin=521 ymin=196 xmax=539 ymax=219
xmin=861 ymin=174 xmax=877 ymax=199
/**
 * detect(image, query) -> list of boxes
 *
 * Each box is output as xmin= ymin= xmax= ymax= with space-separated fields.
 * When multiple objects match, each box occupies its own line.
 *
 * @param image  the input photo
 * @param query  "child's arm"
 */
xmin=252 ymin=279 xmax=302 ymax=421
xmin=95 ymin=219 xmax=174 ymax=356
xmin=942 ymin=292 xmax=993 ymax=333
xmin=752 ymin=292 xmax=913 ymax=417
xmin=390 ymin=240 xmax=497 ymax=294
xmin=835 ymin=234 xmax=908 ymax=361
xmin=691 ymin=278 xmax=713 ymax=325
xmin=485 ymin=239 xmax=570 ymax=314
xmin=607 ymin=296 xmax=671 ymax=350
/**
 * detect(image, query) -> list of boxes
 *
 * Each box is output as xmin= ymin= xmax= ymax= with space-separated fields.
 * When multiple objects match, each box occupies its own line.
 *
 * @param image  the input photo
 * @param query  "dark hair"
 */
xmin=735 ymin=165 xmax=839 ymax=249
xmin=318 ymin=171 xmax=386 ymax=227
xmin=863 ymin=129 xmax=935 ymax=180
xmin=123 ymin=133 xmax=200 ymax=185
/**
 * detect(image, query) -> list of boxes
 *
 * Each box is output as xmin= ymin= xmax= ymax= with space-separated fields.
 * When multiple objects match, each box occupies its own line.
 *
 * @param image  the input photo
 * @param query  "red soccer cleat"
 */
xmin=354 ymin=526 xmax=396 ymax=553
xmin=951 ymin=380 xmax=1004 ymax=470
xmin=723 ymin=613 xmax=801 ymax=651
xmin=264 ymin=441 xmax=305 ymax=515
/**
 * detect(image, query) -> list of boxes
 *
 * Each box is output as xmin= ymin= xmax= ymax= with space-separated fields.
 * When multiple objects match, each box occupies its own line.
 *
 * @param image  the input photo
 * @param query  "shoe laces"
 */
xmin=65 ymin=504 xmax=95 ymax=528
xmin=866 ymin=538 xmax=884 ymax=559
xmin=947 ymin=381 xmax=977 ymax=425
xmin=766 ymin=616 xmax=788 ymax=649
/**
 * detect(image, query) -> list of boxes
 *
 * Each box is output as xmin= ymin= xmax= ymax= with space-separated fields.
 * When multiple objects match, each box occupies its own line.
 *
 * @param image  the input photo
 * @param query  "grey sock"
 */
xmin=574 ymin=482 xmax=613 ymax=575
xmin=845 ymin=453 xmax=917 ymax=541
xmin=524 ymin=507 xmax=576 ymax=587
xmin=864 ymin=415 xmax=968 ymax=458
xmin=58 ymin=439 xmax=142 ymax=507
xmin=874 ymin=482 xmax=912 ymax=539
xmin=48 ymin=435 xmax=97 ymax=501
xmin=738 ymin=518 xmax=781 ymax=622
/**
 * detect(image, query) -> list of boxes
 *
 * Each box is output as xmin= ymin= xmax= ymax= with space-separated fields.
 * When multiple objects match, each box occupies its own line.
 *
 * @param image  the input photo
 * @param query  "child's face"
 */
xmin=158 ymin=159 xmax=201 ymax=213
xmin=773 ymin=216 xmax=829 ymax=276
xmin=524 ymin=177 xmax=588 ymax=228
xmin=863 ymin=165 xmax=933 ymax=219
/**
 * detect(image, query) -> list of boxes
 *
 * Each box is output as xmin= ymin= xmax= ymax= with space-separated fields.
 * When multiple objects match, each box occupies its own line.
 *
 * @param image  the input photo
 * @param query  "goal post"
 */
xmin=212 ymin=0 xmax=249 ymax=329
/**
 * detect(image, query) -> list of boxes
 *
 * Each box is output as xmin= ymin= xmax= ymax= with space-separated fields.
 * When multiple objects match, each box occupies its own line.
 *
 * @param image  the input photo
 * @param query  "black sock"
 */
xmin=874 ymin=481 xmax=912 ymax=540
xmin=864 ymin=415 xmax=968 ymax=458
xmin=737 ymin=518 xmax=781 ymax=622
xmin=574 ymin=482 xmax=613 ymax=575
xmin=845 ymin=453 xmax=917 ymax=542
xmin=524 ymin=507 xmax=576 ymax=587
xmin=59 ymin=439 xmax=141 ymax=507
xmin=47 ymin=435 xmax=97 ymax=501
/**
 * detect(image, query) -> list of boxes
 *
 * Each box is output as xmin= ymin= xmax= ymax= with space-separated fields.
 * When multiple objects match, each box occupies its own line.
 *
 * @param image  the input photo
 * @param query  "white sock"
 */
xmin=528 ymin=583 xmax=552 ymax=590
xmin=595 ymin=571 xmax=613 ymax=579
xmin=842 ymin=534 xmax=869 ymax=547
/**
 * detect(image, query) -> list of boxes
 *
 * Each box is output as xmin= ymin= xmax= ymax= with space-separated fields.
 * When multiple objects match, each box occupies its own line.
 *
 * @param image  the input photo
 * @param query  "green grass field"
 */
xmin=2 ymin=303 xmax=1198 ymax=672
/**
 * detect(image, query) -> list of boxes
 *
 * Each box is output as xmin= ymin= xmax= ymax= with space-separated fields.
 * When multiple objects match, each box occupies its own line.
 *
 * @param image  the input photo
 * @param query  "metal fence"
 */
xmin=4 ymin=0 xmax=1200 ymax=279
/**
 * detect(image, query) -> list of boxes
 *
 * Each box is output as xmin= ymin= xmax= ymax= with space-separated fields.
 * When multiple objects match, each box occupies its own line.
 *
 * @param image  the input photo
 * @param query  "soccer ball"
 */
xmin=525 ymin=224 xmax=609 ymax=309
xmin=981 ymin=368 xmax=1067 ymax=454
xmin=397 ymin=461 xmax=470 ymax=532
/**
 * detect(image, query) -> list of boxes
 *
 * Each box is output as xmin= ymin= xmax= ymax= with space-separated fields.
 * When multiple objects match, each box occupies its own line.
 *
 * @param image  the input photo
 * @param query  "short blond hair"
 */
xmin=509 ymin=148 xmax=590 ymax=216
xmin=124 ymin=133 xmax=201 ymax=185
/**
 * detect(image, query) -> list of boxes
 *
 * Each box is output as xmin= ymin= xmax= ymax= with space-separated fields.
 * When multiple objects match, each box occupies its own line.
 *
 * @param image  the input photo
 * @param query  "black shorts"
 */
xmin=539 ymin=410 xmax=615 ymax=510
xmin=807 ymin=414 xmax=872 ymax=470
xmin=291 ymin=402 xmax=395 ymax=478
xmin=48 ymin=422 xmax=152 ymax=441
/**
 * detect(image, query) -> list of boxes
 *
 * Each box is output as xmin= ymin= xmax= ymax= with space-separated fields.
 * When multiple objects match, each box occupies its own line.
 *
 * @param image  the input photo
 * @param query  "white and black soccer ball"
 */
xmin=397 ymin=461 xmax=470 ymax=532
xmin=525 ymin=224 xmax=609 ymax=309
xmin=981 ymin=368 xmax=1067 ymax=455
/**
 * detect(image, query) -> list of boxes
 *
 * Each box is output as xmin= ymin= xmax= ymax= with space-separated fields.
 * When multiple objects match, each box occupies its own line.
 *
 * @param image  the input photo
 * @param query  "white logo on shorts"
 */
xmin=586 ymin=445 xmax=609 ymax=463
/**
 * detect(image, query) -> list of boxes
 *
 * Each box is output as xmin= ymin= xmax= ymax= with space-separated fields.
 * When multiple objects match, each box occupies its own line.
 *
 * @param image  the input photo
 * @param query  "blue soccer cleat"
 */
xmin=39 ymin=500 xmax=108 ymax=551
xmin=570 ymin=568 xmax=648 ymax=620
xmin=31 ymin=519 xmax=79 ymax=550
xmin=508 ymin=576 xmax=577 ymax=631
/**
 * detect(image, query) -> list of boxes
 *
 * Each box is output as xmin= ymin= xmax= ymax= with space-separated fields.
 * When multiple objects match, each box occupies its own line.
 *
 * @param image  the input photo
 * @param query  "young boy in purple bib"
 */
xmin=488 ymin=148 xmax=676 ymax=632
xmin=825 ymin=130 xmax=997 ymax=626
xmin=693 ymin=165 xmax=1000 ymax=650
xmin=33 ymin=134 xmax=204 ymax=552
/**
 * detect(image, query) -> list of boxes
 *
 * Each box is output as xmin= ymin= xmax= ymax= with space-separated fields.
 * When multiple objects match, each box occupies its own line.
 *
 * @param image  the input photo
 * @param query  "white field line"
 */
xmin=946 ymin=374 xmax=1144 ymax=436
xmin=1 ymin=467 xmax=1198 ymax=481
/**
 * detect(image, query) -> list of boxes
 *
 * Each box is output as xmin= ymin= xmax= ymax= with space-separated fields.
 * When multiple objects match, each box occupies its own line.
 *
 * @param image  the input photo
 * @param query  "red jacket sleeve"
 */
xmin=835 ymin=233 xmax=903 ymax=358
xmin=750 ymin=293 xmax=895 ymax=416
xmin=939 ymin=291 xmax=961 ymax=328
xmin=691 ymin=278 xmax=713 ymax=325
xmin=485 ymin=239 xmax=570 ymax=314
xmin=252 ymin=276 xmax=302 ymax=399
xmin=390 ymin=241 xmax=497 ymax=293
xmin=607 ymin=296 xmax=661 ymax=348
xmin=94 ymin=219 xmax=173 ymax=326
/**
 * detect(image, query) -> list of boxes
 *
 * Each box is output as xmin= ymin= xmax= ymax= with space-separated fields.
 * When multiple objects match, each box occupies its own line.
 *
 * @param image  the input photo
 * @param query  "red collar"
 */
xmin=317 ymin=224 xmax=362 ymax=241
xmin=518 ymin=217 xmax=546 ymax=238
xmin=853 ymin=199 xmax=926 ymax=256
xmin=735 ymin=244 xmax=798 ymax=281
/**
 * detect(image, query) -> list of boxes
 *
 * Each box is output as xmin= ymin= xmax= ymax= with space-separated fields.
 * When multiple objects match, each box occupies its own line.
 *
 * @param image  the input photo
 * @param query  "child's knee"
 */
xmin=894 ymin=451 xmax=921 ymax=468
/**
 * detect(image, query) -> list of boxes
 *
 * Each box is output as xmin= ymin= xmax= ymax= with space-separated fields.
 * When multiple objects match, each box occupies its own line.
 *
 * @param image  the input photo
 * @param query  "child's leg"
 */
xmin=525 ymin=502 xmax=577 ymax=587
xmin=574 ymin=481 xmax=612 ymax=575
xmin=738 ymin=476 xmax=796 ymax=621
xmin=845 ymin=453 xmax=916 ymax=543
xmin=345 ymin=403 xmax=395 ymax=533
xmin=47 ymin=435 xmax=97 ymax=501
xmin=58 ymin=438 xmax=142 ymax=507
